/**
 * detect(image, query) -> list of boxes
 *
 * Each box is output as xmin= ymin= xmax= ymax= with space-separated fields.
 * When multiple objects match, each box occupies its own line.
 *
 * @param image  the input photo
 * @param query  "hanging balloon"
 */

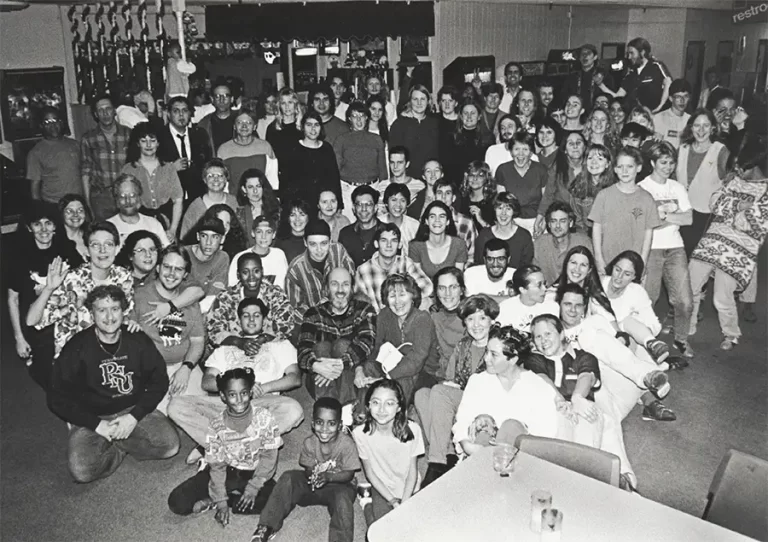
xmin=122 ymin=0 xmax=135 ymax=68
xmin=82 ymin=4 xmax=95 ymax=93
xmin=138 ymin=0 xmax=150 ymax=92
xmin=108 ymin=1 xmax=120 ymax=76
xmin=95 ymin=2 xmax=108 ymax=90
xmin=67 ymin=6 xmax=85 ymax=102
xmin=156 ymin=0 xmax=166 ymax=84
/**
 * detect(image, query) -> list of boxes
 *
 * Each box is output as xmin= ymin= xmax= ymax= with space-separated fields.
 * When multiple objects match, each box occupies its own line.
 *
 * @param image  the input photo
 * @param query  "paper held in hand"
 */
xmin=376 ymin=342 xmax=413 ymax=376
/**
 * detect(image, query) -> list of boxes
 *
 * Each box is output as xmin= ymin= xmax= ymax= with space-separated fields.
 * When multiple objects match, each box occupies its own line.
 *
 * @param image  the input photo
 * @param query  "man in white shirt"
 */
xmin=376 ymin=146 xmax=425 ymax=206
xmin=168 ymin=297 xmax=304 ymax=459
xmin=107 ymin=174 xmax=170 ymax=247
xmin=499 ymin=62 xmax=523 ymax=114
xmin=464 ymin=239 xmax=515 ymax=301
xmin=652 ymin=79 xmax=691 ymax=149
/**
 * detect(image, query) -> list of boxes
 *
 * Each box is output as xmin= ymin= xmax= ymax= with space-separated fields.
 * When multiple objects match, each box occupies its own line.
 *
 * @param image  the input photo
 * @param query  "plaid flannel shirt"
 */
xmin=80 ymin=125 xmax=131 ymax=191
xmin=297 ymin=299 xmax=377 ymax=371
xmin=205 ymin=282 xmax=295 ymax=350
xmin=354 ymin=252 xmax=433 ymax=312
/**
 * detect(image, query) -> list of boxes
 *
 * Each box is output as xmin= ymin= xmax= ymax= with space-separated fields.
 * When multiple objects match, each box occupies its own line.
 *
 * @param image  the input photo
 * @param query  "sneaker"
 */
xmin=356 ymin=482 xmax=372 ymax=509
xmin=661 ymin=322 xmax=674 ymax=335
xmin=720 ymin=336 xmax=739 ymax=350
xmin=641 ymin=400 xmax=677 ymax=422
xmin=421 ymin=462 xmax=448 ymax=489
xmin=643 ymin=370 xmax=670 ymax=400
xmin=185 ymin=445 xmax=204 ymax=465
xmin=619 ymin=473 xmax=640 ymax=494
xmin=666 ymin=356 xmax=689 ymax=371
xmin=446 ymin=453 xmax=459 ymax=469
xmin=645 ymin=338 xmax=670 ymax=364
xmin=673 ymin=339 xmax=695 ymax=359
xmin=251 ymin=524 xmax=275 ymax=542
xmin=191 ymin=498 xmax=214 ymax=515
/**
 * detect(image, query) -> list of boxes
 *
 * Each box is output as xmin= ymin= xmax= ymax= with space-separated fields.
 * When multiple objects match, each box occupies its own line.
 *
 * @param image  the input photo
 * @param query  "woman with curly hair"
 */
xmin=569 ymin=143 xmax=615 ymax=232
xmin=275 ymin=199 xmax=311 ymax=264
xmin=58 ymin=194 xmax=93 ymax=261
xmin=555 ymin=245 xmax=615 ymax=322
xmin=583 ymin=107 xmax=620 ymax=154
xmin=121 ymin=121 xmax=184 ymax=239
xmin=459 ymin=160 xmax=498 ymax=230
xmin=235 ymin=168 xmax=281 ymax=240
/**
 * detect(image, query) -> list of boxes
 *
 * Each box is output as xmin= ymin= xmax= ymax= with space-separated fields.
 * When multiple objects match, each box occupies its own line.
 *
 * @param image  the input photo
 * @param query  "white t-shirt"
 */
xmin=334 ymin=102 xmax=349 ymax=122
xmin=453 ymin=370 xmax=559 ymax=450
xmin=638 ymin=176 xmax=691 ymax=249
xmin=205 ymin=339 xmax=297 ymax=390
xmin=497 ymin=294 xmax=560 ymax=332
xmin=353 ymin=421 xmax=424 ymax=499
xmin=652 ymin=109 xmax=690 ymax=149
xmin=464 ymin=265 xmax=516 ymax=297
xmin=602 ymin=277 xmax=661 ymax=336
xmin=107 ymin=213 xmax=170 ymax=247
xmin=228 ymin=247 xmax=289 ymax=290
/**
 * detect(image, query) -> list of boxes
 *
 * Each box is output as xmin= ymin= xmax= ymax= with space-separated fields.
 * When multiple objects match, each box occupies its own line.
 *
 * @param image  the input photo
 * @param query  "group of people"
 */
xmin=11 ymin=34 xmax=768 ymax=542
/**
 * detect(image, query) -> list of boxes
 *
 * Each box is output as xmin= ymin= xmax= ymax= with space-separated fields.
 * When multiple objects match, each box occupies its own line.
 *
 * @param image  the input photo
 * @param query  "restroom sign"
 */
xmin=732 ymin=1 xmax=768 ymax=24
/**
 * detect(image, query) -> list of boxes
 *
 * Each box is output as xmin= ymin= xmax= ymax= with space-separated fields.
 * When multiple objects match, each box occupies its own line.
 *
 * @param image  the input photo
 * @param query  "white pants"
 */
xmin=689 ymin=260 xmax=742 ymax=339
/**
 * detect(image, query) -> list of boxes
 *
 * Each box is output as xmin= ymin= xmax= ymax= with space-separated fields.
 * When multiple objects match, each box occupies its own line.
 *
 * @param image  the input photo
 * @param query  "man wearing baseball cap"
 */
xmin=562 ymin=43 xmax=614 ymax=113
xmin=653 ymin=79 xmax=692 ymax=149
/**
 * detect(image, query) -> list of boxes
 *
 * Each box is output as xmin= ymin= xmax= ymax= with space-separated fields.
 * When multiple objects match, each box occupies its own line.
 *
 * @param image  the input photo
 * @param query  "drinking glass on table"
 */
xmin=530 ymin=490 xmax=553 ymax=532
xmin=492 ymin=444 xmax=518 ymax=477
xmin=540 ymin=508 xmax=563 ymax=541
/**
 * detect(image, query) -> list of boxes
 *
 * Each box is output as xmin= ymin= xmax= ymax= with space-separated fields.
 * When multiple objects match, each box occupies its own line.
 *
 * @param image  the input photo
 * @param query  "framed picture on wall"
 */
xmin=401 ymin=36 xmax=429 ymax=57
xmin=0 ymin=67 xmax=69 ymax=142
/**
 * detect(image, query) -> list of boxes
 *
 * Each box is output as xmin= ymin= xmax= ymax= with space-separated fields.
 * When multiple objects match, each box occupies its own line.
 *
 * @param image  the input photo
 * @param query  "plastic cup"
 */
xmin=540 ymin=508 xmax=563 ymax=541
xmin=530 ymin=490 xmax=553 ymax=532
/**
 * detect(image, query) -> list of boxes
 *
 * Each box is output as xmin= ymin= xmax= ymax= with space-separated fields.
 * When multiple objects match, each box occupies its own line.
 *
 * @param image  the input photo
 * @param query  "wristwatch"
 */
xmin=182 ymin=361 xmax=195 ymax=370
xmin=168 ymin=300 xmax=179 ymax=314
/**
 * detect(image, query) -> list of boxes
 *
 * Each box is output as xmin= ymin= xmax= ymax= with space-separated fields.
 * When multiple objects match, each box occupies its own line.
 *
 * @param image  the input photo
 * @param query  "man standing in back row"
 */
xmin=27 ymin=106 xmax=81 ymax=204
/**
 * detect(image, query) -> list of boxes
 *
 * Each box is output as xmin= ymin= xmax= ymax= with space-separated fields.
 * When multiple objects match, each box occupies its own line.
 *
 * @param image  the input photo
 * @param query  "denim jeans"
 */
xmin=645 ymin=248 xmax=694 ymax=342
xmin=689 ymin=259 xmax=742 ymax=339
xmin=260 ymin=470 xmax=356 ymax=542
xmin=168 ymin=394 xmax=304 ymax=446
xmin=68 ymin=409 xmax=179 ymax=483
xmin=168 ymin=466 xmax=275 ymax=515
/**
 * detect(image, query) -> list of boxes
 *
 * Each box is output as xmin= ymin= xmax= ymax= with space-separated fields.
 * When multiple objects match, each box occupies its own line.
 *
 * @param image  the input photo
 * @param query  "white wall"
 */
xmin=628 ymin=8 xmax=687 ymax=78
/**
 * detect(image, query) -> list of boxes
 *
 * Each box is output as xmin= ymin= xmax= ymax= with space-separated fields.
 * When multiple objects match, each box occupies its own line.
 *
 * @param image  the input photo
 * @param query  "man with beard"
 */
xmin=169 ymin=296 xmax=303 ymax=464
xmin=338 ymin=185 xmax=385 ymax=267
xmin=463 ymin=239 xmax=514 ymax=301
xmin=297 ymin=268 xmax=377 ymax=419
xmin=133 ymin=245 xmax=206 ymax=414
xmin=533 ymin=202 xmax=593 ymax=285
xmin=206 ymin=252 xmax=294 ymax=352
xmin=307 ymin=83 xmax=349 ymax=148
xmin=48 ymin=285 xmax=178 ymax=483
xmin=158 ymin=96 xmax=213 ymax=204
xmin=285 ymin=220 xmax=355 ymax=323
xmin=27 ymin=106 xmax=81 ymax=203
xmin=106 ymin=174 xmax=170 ymax=246
xmin=354 ymin=224 xmax=432 ymax=312
xmin=563 ymin=44 xmax=615 ymax=114
xmin=599 ymin=37 xmax=671 ymax=114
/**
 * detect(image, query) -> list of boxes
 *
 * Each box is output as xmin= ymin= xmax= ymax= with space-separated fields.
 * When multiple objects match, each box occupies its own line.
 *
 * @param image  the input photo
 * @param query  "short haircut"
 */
xmin=458 ymin=293 xmax=500 ymax=321
xmin=375 ymin=222 xmax=402 ymax=243
xmin=433 ymin=178 xmax=458 ymax=195
xmin=313 ymin=397 xmax=342 ymax=420
xmin=237 ymin=251 xmax=262 ymax=270
xmin=555 ymin=282 xmax=590 ymax=307
xmin=431 ymin=267 xmax=466 ymax=311
xmin=384 ymin=182 xmax=411 ymax=205
xmin=615 ymin=146 xmax=644 ymax=167
xmin=167 ymin=95 xmax=194 ymax=115
xmin=493 ymin=192 xmax=521 ymax=218
xmin=531 ymin=313 xmax=564 ymax=334
xmin=511 ymin=264 xmax=543 ymax=294
xmin=345 ymin=101 xmax=369 ymax=124
xmin=620 ymin=122 xmax=650 ymax=140
xmin=605 ymin=250 xmax=644 ymax=283
xmin=211 ymin=78 xmax=232 ymax=94
xmin=510 ymin=131 xmax=536 ymax=154
xmin=646 ymin=140 xmax=677 ymax=164
xmin=84 ymin=221 xmax=119 ymax=246
xmin=85 ymin=284 xmax=128 ymax=311
xmin=389 ymin=145 xmax=410 ymax=163
xmin=482 ymin=82 xmax=504 ymax=98
xmin=437 ymin=85 xmax=460 ymax=102
xmin=90 ymin=93 xmax=114 ymax=114
xmin=536 ymin=79 xmax=555 ymax=91
xmin=202 ymin=158 xmax=230 ymax=181
xmin=159 ymin=244 xmax=192 ymax=274
xmin=351 ymin=184 xmax=380 ymax=205
xmin=380 ymin=273 xmax=422 ymax=313
xmin=544 ymin=201 xmax=576 ymax=234
xmin=216 ymin=367 xmax=256 ymax=393
xmin=504 ymin=62 xmax=523 ymax=75
xmin=483 ymin=238 xmax=509 ymax=258
xmin=237 ymin=297 xmax=268 ymax=318
xmin=488 ymin=324 xmax=531 ymax=362
xmin=112 ymin=172 xmax=143 ymax=199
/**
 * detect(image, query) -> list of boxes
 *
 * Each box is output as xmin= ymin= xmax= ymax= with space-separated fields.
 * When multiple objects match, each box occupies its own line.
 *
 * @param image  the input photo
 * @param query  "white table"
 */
xmin=368 ymin=448 xmax=753 ymax=542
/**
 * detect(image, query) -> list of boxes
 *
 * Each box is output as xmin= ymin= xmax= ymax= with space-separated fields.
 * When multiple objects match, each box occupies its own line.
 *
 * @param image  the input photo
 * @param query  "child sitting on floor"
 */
xmin=252 ymin=397 xmax=361 ymax=542
xmin=167 ymin=367 xmax=280 ymax=526
xmin=352 ymin=379 xmax=425 ymax=528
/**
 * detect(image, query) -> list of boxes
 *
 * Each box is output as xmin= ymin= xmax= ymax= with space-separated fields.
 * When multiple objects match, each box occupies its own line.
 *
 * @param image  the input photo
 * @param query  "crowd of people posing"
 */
xmin=10 ymin=39 xmax=768 ymax=542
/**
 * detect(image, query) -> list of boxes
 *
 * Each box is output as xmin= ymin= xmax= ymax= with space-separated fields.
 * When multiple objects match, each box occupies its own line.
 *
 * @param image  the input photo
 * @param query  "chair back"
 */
xmin=515 ymin=434 xmax=620 ymax=487
xmin=703 ymin=449 xmax=768 ymax=541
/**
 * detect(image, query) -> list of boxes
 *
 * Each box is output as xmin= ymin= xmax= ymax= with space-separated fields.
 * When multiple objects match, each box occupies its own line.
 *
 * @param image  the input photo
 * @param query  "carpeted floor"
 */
xmin=1 ymin=260 xmax=766 ymax=542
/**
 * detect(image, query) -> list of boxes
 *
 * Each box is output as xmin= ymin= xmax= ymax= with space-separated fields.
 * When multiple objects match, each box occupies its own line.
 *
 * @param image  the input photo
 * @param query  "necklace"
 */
xmin=97 ymin=332 xmax=123 ymax=359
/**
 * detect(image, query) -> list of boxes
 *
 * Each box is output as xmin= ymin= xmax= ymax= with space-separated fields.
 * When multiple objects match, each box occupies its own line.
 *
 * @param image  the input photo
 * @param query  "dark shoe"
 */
xmin=619 ymin=473 xmax=640 ymax=494
xmin=645 ymin=338 xmax=670 ymax=364
xmin=666 ymin=356 xmax=690 ymax=371
xmin=673 ymin=339 xmax=695 ymax=359
xmin=742 ymin=303 xmax=757 ymax=323
xmin=446 ymin=453 xmax=459 ymax=469
xmin=191 ymin=498 xmax=214 ymax=515
xmin=421 ymin=462 xmax=449 ymax=489
xmin=251 ymin=524 xmax=275 ymax=542
xmin=643 ymin=370 xmax=670 ymax=399
xmin=642 ymin=400 xmax=676 ymax=422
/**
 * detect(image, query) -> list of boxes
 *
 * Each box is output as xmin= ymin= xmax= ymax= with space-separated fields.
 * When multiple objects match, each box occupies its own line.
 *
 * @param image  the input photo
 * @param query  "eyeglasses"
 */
xmin=133 ymin=247 xmax=158 ymax=256
xmin=89 ymin=241 xmax=116 ymax=252
xmin=213 ymin=94 xmax=231 ymax=100
xmin=118 ymin=194 xmax=139 ymax=201
xmin=64 ymin=208 xmax=86 ymax=216
xmin=42 ymin=119 xmax=61 ymax=125
xmin=350 ymin=113 xmax=367 ymax=121
xmin=205 ymin=173 xmax=227 ymax=180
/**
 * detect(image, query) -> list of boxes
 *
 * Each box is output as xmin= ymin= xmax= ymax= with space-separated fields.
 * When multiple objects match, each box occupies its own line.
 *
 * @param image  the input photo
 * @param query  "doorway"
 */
xmin=717 ymin=41 xmax=734 ymax=87
xmin=685 ymin=41 xmax=705 ymax=110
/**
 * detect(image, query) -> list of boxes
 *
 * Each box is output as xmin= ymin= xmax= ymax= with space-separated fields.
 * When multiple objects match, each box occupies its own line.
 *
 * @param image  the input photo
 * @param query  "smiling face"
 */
xmin=158 ymin=252 xmax=188 ymax=291
xmin=239 ymin=303 xmax=265 ymax=335
xmin=485 ymin=92 xmax=501 ymax=113
xmin=484 ymin=248 xmax=509 ymax=279
xmin=41 ymin=111 xmax=63 ymax=139
xmin=138 ymin=134 xmax=158 ymax=158
xmin=505 ymin=66 xmax=521 ymax=88
xmin=484 ymin=337 xmax=515 ymax=374
xmin=279 ymin=94 xmax=297 ymax=117
xmin=539 ymin=86 xmax=554 ymax=108
xmin=494 ymin=203 xmax=514 ymax=226
xmin=423 ymin=160 xmax=443 ymax=186
xmin=565 ymin=96 xmax=583 ymax=120
xmin=237 ymin=258 xmax=263 ymax=293
xmin=235 ymin=113 xmax=255 ymax=139
xmin=537 ymin=125 xmax=556 ymax=149
xmin=313 ymin=92 xmax=331 ymax=116
xmin=590 ymin=110 xmax=609 ymax=135
xmin=289 ymin=208 xmax=309 ymax=235
xmin=352 ymin=194 xmax=375 ymax=224
xmin=532 ymin=319 xmax=564 ymax=356
xmin=465 ymin=310 xmax=493 ymax=343
xmin=547 ymin=210 xmax=572 ymax=240
xmin=626 ymin=46 xmax=642 ymax=67
xmin=387 ymin=284 xmax=415 ymax=319
xmin=609 ymin=102 xmax=626 ymax=125
xmin=512 ymin=141 xmax=532 ymax=167
xmin=252 ymin=222 xmax=275 ymax=252
xmin=330 ymin=78 xmax=345 ymax=101
xmin=461 ymin=103 xmax=480 ymax=130
xmin=91 ymin=295 xmax=124 ymax=336
xmin=614 ymin=154 xmax=640 ymax=184
xmin=376 ymin=231 xmax=399 ymax=259
xmin=220 ymin=377 xmax=252 ymax=415
xmin=204 ymin=166 xmax=228 ymax=194
xmin=566 ymin=253 xmax=591 ymax=286
xmin=586 ymin=149 xmax=610 ymax=176
xmin=652 ymin=154 xmax=676 ymax=179
xmin=29 ymin=217 xmax=56 ymax=248
xmin=369 ymin=386 xmax=400 ymax=427
xmin=427 ymin=206 xmax=448 ymax=235
xmin=88 ymin=230 xmax=118 ymax=270
xmin=318 ymin=191 xmax=339 ymax=218
xmin=610 ymin=257 xmax=636 ymax=292
xmin=327 ymin=268 xmax=352 ymax=313
xmin=517 ymin=91 xmax=536 ymax=117
xmin=305 ymin=234 xmax=331 ymax=263
xmin=131 ymin=237 xmax=158 ymax=274
xmin=387 ymin=193 xmax=407 ymax=218
xmin=313 ymin=407 xmax=341 ymax=444
xmin=436 ymin=273 xmax=462 ymax=310
xmin=63 ymin=200 xmax=87 ymax=230
xmin=560 ymin=291 xmax=587 ymax=328
xmin=692 ymin=113 xmax=713 ymax=143
xmin=713 ymin=97 xmax=736 ymax=128
xmin=369 ymin=101 xmax=384 ymax=123
xmin=499 ymin=118 xmax=518 ymax=142
xmin=520 ymin=271 xmax=547 ymax=304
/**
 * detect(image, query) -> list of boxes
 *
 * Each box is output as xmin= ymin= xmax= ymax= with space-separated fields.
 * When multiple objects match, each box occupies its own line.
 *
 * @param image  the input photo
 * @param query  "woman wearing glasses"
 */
xmin=59 ymin=194 xmax=93 ymax=261
xmin=179 ymin=158 xmax=239 ymax=240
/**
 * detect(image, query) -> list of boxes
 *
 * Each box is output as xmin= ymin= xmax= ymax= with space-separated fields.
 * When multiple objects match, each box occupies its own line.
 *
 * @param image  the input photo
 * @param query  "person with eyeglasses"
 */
xmin=338 ymin=184 xmax=385 ymax=267
xmin=217 ymin=110 xmax=280 ymax=196
xmin=26 ymin=221 xmax=136 ymax=386
xmin=27 ymin=106 xmax=81 ymax=204
xmin=198 ymin=79 xmax=236 ymax=153
xmin=334 ymin=102 xmax=388 ymax=222
xmin=106 ymin=174 xmax=170 ymax=247
xmin=179 ymin=158 xmax=239 ymax=240
xmin=58 ymin=194 xmax=93 ymax=261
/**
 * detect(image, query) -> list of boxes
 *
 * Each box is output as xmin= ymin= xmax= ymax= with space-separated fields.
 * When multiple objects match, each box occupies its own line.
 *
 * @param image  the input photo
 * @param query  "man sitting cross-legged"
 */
xmin=48 ymin=285 xmax=179 ymax=483
xmin=169 ymin=297 xmax=304 ymax=465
